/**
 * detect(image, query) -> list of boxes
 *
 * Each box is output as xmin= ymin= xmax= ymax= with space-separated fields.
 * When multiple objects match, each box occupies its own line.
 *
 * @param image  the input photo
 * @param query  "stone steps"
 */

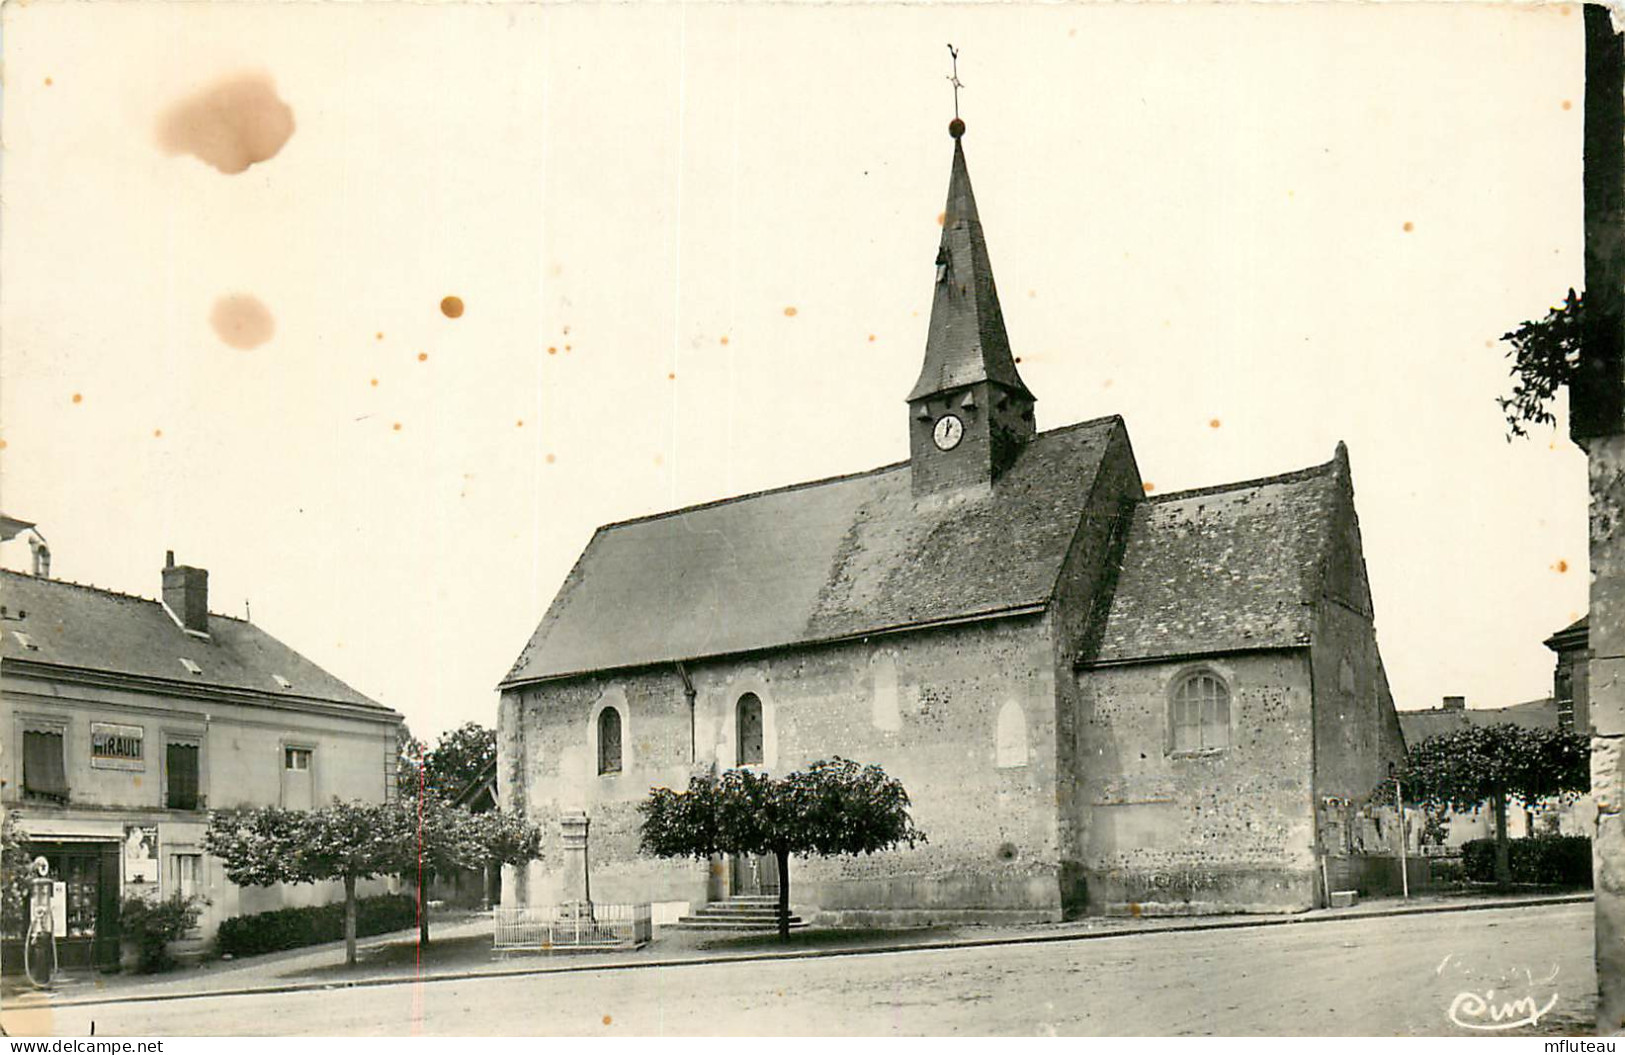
xmin=668 ymin=895 xmax=807 ymax=931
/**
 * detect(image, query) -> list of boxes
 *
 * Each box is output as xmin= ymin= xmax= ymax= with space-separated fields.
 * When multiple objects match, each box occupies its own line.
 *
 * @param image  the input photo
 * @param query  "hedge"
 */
xmin=215 ymin=894 xmax=418 ymax=958
xmin=1461 ymin=835 xmax=1592 ymax=887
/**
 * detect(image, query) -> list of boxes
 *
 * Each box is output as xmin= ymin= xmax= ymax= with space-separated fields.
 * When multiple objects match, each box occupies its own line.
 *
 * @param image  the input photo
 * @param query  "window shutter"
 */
xmin=167 ymin=742 xmax=200 ymax=810
xmin=23 ymin=730 xmax=69 ymax=800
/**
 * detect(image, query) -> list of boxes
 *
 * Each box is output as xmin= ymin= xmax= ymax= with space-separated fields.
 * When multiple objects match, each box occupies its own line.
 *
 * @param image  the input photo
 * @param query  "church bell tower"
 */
xmin=908 ymin=114 xmax=1036 ymax=499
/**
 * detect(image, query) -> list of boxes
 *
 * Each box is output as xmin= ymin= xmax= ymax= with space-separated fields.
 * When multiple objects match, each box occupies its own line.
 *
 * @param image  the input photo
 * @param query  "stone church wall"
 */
xmin=1074 ymin=651 xmax=1319 ymax=914
xmin=499 ymin=613 xmax=1070 ymax=924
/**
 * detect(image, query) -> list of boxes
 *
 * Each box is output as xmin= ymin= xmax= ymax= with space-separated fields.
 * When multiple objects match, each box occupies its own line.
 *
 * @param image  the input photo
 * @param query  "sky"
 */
xmin=0 ymin=1 xmax=1591 ymax=741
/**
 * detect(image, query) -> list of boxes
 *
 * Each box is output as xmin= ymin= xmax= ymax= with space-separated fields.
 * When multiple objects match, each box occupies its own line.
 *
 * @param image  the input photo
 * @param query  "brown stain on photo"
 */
xmin=1402 ymin=221 xmax=1414 ymax=233
xmin=1563 ymin=100 xmax=1574 ymax=111
xmin=1143 ymin=481 xmax=1155 ymax=493
xmin=440 ymin=295 xmax=465 ymax=319
xmin=156 ymin=72 xmax=296 ymax=175
xmin=392 ymin=422 xmax=402 ymax=432
xmin=43 ymin=77 xmax=52 ymax=87
xmin=209 ymin=294 xmax=275 ymax=349
xmin=783 ymin=306 xmax=798 ymax=317
xmin=545 ymin=453 xmax=556 ymax=464
xmin=153 ymin=429 xmax=163 ymax=439
xmin=370 ymin=378 xmax=379 ymax=387
xmin=720 ymin=335 xmax=730 ymax=346
xmin=1554 ymin=559 xmax=1570 ymax=573
xmin=548 ymin=346 xmax=558 ymax=356
xmin=417 ymin=352 xmax=428 ymax=363
xmin=71 ymin=393 xmax=83 ymax=404
xmin=1209 ymin=418 xmax=1222 ymax=429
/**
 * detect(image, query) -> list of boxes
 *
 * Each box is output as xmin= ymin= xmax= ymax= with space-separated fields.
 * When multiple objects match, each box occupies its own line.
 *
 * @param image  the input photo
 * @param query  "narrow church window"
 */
xmin=597 ymin=707 xmax=623 ymax=775
xmin=737 ymin=693 xmax=764 ymax=766
xmin=1170 ymin=672 xmax=1230 ymax=753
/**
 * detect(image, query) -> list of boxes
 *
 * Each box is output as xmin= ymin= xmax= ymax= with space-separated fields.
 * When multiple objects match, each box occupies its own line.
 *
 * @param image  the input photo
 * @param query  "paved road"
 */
xmin=11 ymin=903 xmax=1597 ymax=1036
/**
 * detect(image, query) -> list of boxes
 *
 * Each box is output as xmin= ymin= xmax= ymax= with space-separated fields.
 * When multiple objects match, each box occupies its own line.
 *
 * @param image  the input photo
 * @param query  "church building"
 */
xmin=497 ymin=118 xmax=1405 ymax=921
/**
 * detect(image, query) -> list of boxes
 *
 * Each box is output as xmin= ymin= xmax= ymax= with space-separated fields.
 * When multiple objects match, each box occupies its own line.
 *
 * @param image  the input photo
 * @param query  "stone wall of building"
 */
xmin=1048 ymin=422 xmax=1143 ymax=916
xmin=1309 ymin=601 xmax=1405 ymax=804
xmin=1074 ymin=651 xmax=1319 ymax=915
xmin=501 ymin=612 xmax=1069 ymax=924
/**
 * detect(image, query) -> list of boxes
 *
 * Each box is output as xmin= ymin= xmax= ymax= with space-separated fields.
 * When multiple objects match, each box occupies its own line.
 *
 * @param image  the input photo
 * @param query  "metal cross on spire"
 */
xmin=946 ymin=44 xmax=964 ymax=120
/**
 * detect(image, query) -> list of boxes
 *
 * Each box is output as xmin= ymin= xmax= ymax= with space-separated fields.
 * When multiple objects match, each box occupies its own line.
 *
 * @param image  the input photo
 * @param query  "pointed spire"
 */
xmin=907 ymin=129 xmax=1033 ymax=403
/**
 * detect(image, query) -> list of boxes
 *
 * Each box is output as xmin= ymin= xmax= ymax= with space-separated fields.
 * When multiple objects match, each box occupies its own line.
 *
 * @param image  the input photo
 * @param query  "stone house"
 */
xmin=497 ymin=123 xmax=1406 ymax=921
xmin=0 ymin=544 xmax=402 ymax=967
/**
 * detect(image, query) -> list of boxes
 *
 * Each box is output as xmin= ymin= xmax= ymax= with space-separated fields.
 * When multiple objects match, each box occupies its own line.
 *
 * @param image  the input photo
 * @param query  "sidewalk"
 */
xmin=3 ymin=890 xmax=1592 ymax=1011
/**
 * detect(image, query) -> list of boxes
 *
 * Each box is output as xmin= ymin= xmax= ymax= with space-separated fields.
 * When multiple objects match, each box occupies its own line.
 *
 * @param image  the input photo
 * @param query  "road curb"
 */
xmin=21 ymin=893 xmax=1593 ymax=1011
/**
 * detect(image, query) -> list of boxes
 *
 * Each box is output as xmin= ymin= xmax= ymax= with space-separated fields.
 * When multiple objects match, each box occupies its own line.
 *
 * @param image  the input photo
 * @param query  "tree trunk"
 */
xmin=776 ymin=849 xmax=790 ymax=942
xmin=344 ymin=873 xmax=358 ymax=967
xmin=1492 ymin=791 xmax=1512 ymax=889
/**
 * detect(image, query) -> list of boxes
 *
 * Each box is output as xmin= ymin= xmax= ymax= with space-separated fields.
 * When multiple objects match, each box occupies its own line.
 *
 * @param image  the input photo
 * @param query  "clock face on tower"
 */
xmin=933 ymin=413 xmax=964 ymax=451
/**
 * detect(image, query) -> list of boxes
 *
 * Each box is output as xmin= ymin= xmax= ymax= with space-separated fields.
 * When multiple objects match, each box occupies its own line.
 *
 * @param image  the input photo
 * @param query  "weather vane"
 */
xmin=946 ymin=45 xmax=967 ymax=139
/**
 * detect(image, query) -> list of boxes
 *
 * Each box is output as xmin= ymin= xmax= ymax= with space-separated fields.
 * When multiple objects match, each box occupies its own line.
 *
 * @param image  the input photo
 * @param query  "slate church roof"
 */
xmin=1087 ymin=449 xmax=1348 ymax=666
xmin=501 ymin=416 xmax=1126 ymax=686
xmin=0 ymin=568 xmax=391 ymax=713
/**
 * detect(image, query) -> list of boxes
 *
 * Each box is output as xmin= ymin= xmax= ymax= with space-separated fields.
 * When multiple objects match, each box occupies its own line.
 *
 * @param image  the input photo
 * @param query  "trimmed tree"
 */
xmin=1392 ymin=724 xmax=1590 ymax=887
xmin=640 ymin=757 xmax=924 ymax=939
xmin=206 ymin=801 xmax=408 ymax=967
xmin=401 ymin=792 xmax=543 ymax=945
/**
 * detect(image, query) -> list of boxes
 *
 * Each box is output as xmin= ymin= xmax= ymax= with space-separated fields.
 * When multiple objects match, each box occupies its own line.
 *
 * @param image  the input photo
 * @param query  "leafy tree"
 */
xmin=1390 ymin=725 xmax=1590 ymax=887
xmin=398 ymin=792 xmax=543 ymax=945
xmin=639 ymin=758 xmax=924 ymax=939
xmin=1497 ymin=289 xmax=1583 ymax=439
xmin=1 ymin=811 xmax=33 ymax=939
xmin=206 ymin=802 xmax=408 ymax=967
xmin=399 ymin=722 xmax=496 ymax=800
xmin=208 ymin=796 xmax=543 ymax=962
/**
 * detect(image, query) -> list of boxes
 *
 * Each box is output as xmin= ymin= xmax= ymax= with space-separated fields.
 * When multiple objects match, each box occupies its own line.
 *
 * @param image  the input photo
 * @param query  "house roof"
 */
xmin=0 ymin=568 xmax=395 ymax=715
xmin=1088 ymin=450 xmax=1345 ymax=666
xmin=501 ymin=416 xmax=1126 ymax=685
xmin=1397 ymin=698 xmax=1560 ymax=744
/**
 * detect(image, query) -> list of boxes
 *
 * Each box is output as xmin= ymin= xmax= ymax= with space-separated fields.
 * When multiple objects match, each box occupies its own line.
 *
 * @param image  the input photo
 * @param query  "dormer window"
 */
xmin=178 ymin=658 xmax=203 ymax=676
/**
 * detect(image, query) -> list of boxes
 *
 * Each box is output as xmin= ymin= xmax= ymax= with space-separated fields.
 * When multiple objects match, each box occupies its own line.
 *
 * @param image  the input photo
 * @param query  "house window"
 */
xmin=282 ymin=746 xmax=314 ymax=809
xmin=597 ymin=708 xmax=623 ymax=776
xmin=1170 ymin=671 xmax=1230 ymax=754
xmin=166 ymin=741 xmax=201 ymax=810
xmin=22 ymin=728 xmax=69 ymax=803
xmin=737 ymin=693 xmax=764 ymax=766
xmin=171 ymin=853 xmax=203 ymax=900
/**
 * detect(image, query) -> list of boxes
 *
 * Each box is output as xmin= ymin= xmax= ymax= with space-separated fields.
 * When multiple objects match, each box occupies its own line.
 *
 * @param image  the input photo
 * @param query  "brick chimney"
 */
xmin=162 ymin=550 xmax=209 ymax=634
xmin=1442 ymin=695 xmax=1466 ymax=712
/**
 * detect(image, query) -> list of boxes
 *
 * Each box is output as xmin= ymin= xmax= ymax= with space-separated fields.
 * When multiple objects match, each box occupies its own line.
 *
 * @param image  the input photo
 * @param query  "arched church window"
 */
xmin=597 ymin=707 xmax=622 ymax=775
xmin=1170 ymin=671 xmax=1230 ymax=754
xmin=737 ymin=693 xmax=764 ymax=766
